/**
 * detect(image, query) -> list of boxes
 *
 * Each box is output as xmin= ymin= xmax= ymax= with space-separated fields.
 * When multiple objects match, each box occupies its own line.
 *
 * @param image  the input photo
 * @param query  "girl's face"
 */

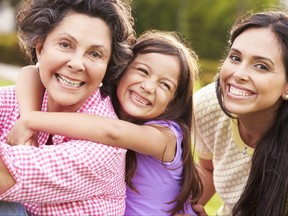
xmin=36 ymin=12 xmax=112 ymax=112
xmin=117 ymin=52 xmax=180 ymax=120
xmin=220 ymin=28 xmax=288 ymax=118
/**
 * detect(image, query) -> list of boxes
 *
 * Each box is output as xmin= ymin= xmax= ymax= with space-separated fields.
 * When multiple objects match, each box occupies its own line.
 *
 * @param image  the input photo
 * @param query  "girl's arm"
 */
xmin=6 ymin=65 xmax=44 ymax=146
xmin=22 ymin=111 xmax=176 ymax=162
xmin=16 ymin=65 xmax=44 ymax=115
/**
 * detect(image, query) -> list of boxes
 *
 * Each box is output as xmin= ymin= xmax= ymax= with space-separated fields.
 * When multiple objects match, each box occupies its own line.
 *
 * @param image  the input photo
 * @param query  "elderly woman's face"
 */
xmin=35 ymin=12 xmax=112 ymax=112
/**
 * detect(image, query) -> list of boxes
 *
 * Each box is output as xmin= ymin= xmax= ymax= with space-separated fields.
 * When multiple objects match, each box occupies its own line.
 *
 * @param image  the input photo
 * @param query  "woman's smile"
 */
xmin=56 ymin=74 xmax=85 ymax=88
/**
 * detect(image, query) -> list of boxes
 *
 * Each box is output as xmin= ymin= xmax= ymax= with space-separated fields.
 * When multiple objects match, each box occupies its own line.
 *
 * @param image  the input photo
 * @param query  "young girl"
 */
xmin=8 ymin=30 xmax=203 ymax=215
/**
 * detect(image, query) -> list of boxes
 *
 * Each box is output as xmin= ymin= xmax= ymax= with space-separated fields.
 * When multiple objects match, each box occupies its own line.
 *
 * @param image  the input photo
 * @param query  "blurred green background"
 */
xmin=0 ymin=0 xmax=283 ymax=214
xmin=0 ymin=0 xmax=282 ymax=85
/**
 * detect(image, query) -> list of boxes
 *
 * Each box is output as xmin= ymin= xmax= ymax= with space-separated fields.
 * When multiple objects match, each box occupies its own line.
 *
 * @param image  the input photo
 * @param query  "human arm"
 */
xmin=18 ymin=112 xmax=177 ymax=162
xmin=0 ymin=157 xmax=16 ymax=194
xmin=196 ymin=157 xmax=215 ymax=205
xmin=0 ymin=91 xmax=126 ymax=205
xmin=16 ymin=65 xmax=44 ymax=115
xmin=7 ymin=65 xmax=44 ymax=146
xmin=0 ymin=139 xmax=126 ymax=203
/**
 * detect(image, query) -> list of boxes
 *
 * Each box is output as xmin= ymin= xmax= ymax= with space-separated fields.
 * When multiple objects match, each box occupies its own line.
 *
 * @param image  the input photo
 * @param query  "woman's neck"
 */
xmin=238 ymin=114 xmax=274 ymax=148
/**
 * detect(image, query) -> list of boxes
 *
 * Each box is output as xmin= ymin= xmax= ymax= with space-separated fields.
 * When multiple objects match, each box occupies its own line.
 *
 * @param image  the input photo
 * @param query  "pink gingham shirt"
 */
xmin=0 ymin=86 xmax=126 ymax=216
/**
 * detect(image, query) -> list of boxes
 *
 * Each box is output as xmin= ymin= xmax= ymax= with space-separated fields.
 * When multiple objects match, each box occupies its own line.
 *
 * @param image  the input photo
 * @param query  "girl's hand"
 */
xmin=174 ymin=205 xmax=207 ymax=216
xmin=192 ymin=204 xmax=208 ymax=216
xmin=6 ymin=117 xmax=38 ymax=147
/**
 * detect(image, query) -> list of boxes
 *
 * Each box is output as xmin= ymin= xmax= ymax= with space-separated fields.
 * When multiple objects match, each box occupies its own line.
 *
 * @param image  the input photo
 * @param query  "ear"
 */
xmin=282 ymin=82 xmax=288 ymax=100
xmin=35 ymin=41 xmax=43 ymax=62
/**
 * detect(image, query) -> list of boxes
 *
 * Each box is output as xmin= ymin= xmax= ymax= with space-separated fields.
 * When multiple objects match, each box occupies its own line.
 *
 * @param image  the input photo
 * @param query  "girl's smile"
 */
xmin=117 ymin=52 xmax=180 ymax=120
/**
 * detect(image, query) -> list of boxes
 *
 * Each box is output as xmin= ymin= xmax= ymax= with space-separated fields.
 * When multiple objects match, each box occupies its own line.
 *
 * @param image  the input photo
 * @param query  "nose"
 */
xmin=140 ymin=79 xmax=156 ymax=94
xmin=233 ymin=63 xmax=249 ymax=82
xmin=66 ymin=53 xmax=85 ymax=72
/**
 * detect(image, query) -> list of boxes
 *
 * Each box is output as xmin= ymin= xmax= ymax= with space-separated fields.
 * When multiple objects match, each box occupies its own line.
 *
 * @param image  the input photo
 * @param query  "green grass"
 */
xmin=0 ymin=80 xmax=14 ymax=86
xmin=205 ymin=193 xmax=222 ymax=215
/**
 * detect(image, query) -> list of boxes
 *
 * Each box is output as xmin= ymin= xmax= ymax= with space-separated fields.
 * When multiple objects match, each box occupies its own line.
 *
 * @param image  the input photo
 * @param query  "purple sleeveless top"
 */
xmin=125 ymin=120 xmax=197 ymax=215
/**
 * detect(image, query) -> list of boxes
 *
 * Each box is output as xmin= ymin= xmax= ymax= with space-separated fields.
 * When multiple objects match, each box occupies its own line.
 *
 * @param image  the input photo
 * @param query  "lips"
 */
xmin=56 ymin=74 xmax=84 ymax=88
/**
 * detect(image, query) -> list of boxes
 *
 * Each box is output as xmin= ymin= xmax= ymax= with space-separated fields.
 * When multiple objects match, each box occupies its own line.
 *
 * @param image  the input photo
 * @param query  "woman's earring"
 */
xmin=99 ymin=83 xmax=103 ymax=88
xmin=36 ymin=62 xmax=40 ymax=72
xmin=282 ymin=93 xmax=288 ymax=100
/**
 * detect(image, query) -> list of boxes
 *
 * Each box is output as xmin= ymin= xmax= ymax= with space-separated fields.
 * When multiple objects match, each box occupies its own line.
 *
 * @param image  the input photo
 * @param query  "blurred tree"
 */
xmin=133 ymin=0 xmax=278 ymax=60
xmin=0 ymin=0 xmax=18 ymax=7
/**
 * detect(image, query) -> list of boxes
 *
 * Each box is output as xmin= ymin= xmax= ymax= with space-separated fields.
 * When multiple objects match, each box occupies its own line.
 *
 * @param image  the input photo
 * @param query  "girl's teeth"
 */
xmin=131 ymin=92 xmax=149 ymax=105
xmin=57 ymin=75 xmax=83 ymax=88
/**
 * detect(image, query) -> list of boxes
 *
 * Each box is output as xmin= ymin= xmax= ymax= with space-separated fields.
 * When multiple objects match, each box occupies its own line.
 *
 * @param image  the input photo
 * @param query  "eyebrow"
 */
xmin=58 ymin=33 xmax=110 ymax=53
xmin=230 ymin=48 xmax=275 ymax=66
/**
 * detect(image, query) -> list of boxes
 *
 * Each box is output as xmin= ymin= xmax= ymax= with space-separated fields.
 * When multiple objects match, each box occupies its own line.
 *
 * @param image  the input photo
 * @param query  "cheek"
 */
xmin=219 ymin=62 xmax=234 ymax=82
xmin=117 ymin=76 xmax=130 ymax=93
xmin=89 ymin=63 xmax=108 ymax=82
xmin=219 ymin=61 xmax=229 ymax=75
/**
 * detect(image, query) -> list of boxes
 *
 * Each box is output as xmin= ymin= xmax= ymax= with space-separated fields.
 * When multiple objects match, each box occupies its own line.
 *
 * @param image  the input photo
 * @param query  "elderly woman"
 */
xmin=0 ymin=0 xmax=135 ymax=215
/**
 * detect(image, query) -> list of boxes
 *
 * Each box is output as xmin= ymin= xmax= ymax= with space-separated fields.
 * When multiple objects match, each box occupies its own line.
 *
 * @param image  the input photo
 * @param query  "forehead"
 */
xmin=232 ymin=28 xmax=282 ymax=61
xmin=47 ymin=12 xmax=112 ymax=48
xmin=133 ymin=52 xmax=181 ymax=80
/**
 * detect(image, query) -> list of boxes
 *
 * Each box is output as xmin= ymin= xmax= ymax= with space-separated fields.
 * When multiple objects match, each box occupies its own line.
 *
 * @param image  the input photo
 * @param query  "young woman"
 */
xmin=194 ymin=10 xmax=288 ymax=216
xmin=0 ymin=0 xmax=135 ymax=215
xmin=7 ymin=30 xmax=203 ymax=215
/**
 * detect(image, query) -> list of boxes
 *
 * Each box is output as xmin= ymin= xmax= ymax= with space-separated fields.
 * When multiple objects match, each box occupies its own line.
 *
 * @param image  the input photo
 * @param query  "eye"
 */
xmin=89 ymin=51 xmax=102 ymax=59
xmin=255 ymin=63 xmax=269 ymax=71
xmin=229 ymin=54 xmax=241 ymax=62
xmin=59 ymin=41 xmax=72 ymax=50
xmin=160 ymin=82 xmax=171 ymax=90
xmin=137 ymin=68 xmax=149 ymax=76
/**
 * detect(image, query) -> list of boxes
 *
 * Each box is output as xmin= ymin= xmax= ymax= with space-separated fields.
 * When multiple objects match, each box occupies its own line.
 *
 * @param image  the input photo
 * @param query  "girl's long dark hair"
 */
xmin=112 ymin=30 xmax=203 ymax=215
xmin=216 ymin=10 xmax=288 ymax=216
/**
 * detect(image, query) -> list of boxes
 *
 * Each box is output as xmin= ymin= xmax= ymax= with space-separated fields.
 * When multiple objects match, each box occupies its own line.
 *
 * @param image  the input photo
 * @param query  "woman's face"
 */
xmin=116 ymin=52 xmax=180 ymax=120
xmin=36 ymin=12 xmax=112 ymax=112
xmin=220 ymin=27 xmax=288 ymax=118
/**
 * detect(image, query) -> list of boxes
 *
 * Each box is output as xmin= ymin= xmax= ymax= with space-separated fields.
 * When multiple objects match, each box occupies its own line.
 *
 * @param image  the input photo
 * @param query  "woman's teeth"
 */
xmin=230 ymin=86 xmax=252 ymax=97
xmin=57 ymin=75 xmax=84 ymax=88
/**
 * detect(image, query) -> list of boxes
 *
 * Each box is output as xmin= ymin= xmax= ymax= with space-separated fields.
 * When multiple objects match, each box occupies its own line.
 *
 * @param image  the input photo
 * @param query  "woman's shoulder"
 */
xmin=194 ymin=82 xmax=221 ymax=116
xmin=194 ymin=82 xmax=229 ymax=130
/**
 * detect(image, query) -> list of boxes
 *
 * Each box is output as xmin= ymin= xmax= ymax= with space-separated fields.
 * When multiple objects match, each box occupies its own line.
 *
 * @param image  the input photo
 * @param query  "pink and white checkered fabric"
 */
xmin=0 ymin=86 xmax=126 ymax=215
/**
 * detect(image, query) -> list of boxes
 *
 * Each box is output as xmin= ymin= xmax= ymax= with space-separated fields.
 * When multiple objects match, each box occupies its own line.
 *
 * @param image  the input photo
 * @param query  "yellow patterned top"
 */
xmin=194 ymin=82 xmax=254 ymax=216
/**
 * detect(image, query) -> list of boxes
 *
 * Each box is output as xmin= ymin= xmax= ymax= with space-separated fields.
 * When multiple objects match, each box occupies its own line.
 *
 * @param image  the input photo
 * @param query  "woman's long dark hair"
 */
xmin=216 ymin=10 xmax=288 ymax=216
xmin=112 ymin=30 xmax=203 ymax=215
